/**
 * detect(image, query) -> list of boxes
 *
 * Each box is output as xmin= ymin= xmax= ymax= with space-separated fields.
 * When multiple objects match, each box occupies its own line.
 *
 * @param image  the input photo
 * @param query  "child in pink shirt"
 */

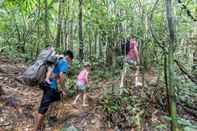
xmin=72 ymin=63 xmax=91 ymax=107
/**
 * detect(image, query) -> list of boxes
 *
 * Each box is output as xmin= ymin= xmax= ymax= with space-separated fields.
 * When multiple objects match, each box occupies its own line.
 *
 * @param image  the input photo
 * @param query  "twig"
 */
xmin=174 ymin=60 xmax=197 ymax=84
xmin=177 ymin=101 xmax=197 ymax=118
xmin=149 ymin=0 xmax=167 ymax=52
xmin=0 ymin=122 xmax=11 ymax=127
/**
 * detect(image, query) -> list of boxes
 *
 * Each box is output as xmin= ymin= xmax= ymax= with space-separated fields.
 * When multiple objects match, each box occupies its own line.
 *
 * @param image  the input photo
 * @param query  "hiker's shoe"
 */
xmin=71 ymin=103 xmax=78 ymax=108
xmin=48 ymin=116 xmax=58 ymax=126
xmin=82 ymin=104 xmax=88 ymax=107
xmin=135 ymin=82 xmax=142 ymax=87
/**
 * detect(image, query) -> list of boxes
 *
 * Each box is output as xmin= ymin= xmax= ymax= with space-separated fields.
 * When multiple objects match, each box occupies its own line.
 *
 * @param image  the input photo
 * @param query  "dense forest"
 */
xmin=0 ymin=0 xmax=197 ymax=131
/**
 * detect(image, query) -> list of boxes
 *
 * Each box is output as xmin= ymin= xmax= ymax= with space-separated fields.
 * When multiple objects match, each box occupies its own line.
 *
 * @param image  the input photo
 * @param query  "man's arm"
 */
xmin=57 ymin=60 xmax=69 ymax=86
xmin=58 ymin=72 xmax=65 ymax=84
xmin=58 ymin=72 xmax=67 ymax=95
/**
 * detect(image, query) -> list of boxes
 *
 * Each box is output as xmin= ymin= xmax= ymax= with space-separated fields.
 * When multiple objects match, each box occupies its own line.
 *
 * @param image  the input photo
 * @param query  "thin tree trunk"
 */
xmin=56 ymin=0 xmax=63 ymax=48
xmin=64 ymin=19 xmax=68 ymax=50
xmin=60 ymin=19 xmax=64 ymax=49
xmin=165 ymin=0 xmax=177 ymax=130
xmin=44 ymin=0 xmax=49 ymax=44
xmin=94 ymin=31 xmax=97 ymax=57
xmin=88 ymin=30 xmax=92 ymax=58
xmin=98 ymin=32 xmax=103 ymax=58
xmin=69 ymin=19 xmax=73 ymax=50
xmin=79 ymin=0 xmax=84 ymax=61
xmin=36 ymin=0 xmax=41 ymax=56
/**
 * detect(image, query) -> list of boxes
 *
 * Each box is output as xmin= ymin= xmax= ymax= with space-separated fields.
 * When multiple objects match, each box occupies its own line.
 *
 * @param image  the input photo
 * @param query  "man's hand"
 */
xmin=58 ymin=72 xmax=65 ymax=84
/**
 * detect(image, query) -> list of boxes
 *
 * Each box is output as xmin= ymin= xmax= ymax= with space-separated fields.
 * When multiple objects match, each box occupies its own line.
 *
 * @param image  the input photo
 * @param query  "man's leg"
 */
xmin=34 ymin=90 xmax=51 ymax=131
xmin=34 ymin=113 xmax=44 ymax=131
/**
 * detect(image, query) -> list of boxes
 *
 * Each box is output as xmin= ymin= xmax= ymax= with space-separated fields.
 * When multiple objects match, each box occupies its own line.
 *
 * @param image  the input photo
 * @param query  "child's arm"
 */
xmin=85 ymin=71 xmax=89 ymax=84
xmin=45 ymin=66 xmax=53 ymax=83
xmin=46 ymin=70 xmax=52 ymax=80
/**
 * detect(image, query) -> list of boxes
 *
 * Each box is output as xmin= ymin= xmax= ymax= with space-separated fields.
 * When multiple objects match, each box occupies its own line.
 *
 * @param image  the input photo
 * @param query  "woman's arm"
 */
xmin=134 ymin=46 xmax=140 ymax=64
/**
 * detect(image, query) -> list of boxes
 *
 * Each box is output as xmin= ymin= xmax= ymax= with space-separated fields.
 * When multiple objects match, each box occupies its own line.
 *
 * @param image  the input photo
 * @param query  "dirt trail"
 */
xmin=0 ymin=57 xmax=102 ymax=131
xmin=0 ymin=56 xmax=163 ymax=131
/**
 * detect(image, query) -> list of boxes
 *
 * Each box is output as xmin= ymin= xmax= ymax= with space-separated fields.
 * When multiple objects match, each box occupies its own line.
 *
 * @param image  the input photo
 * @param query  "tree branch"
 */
xmin=149 ymin=0 xmax=167 ymax=52
xmin=177 ymin=0 xmax=197 ymax=22
xmin=174 ymin=59 xmax=197 ymax=84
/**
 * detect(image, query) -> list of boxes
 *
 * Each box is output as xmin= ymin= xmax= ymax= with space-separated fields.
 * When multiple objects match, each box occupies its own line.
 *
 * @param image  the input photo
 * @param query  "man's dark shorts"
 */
xmin=38 ymin=82 xmax=61 ymax=115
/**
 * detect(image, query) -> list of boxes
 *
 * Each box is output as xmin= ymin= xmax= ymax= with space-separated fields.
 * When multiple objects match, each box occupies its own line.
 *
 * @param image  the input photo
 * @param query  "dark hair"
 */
xmin=64 ymin=50 xmax=74 ymax=59
xmin=131 ymin=34 xmax=136 ymax=38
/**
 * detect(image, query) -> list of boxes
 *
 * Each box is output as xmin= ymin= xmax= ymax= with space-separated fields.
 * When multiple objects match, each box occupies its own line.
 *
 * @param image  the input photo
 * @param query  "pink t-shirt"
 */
xmin=77 ymin=69 xmax=89 ymax=83
xmin=127 ymin=39 xmax=138 ymax=60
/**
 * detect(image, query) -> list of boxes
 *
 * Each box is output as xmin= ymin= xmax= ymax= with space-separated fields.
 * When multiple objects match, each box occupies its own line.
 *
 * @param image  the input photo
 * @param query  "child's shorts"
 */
xmin=127 ymin=59 xmax=136 ymax=65
xmin=76 ymin=80 xmax=86 ymax=92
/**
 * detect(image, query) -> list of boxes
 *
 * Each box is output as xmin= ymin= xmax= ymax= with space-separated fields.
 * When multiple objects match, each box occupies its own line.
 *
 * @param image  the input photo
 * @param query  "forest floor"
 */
xmin=0 ymin=56 xmax=196 ymax=131
xmin=0 ymin=56 xmax=106 ymax=131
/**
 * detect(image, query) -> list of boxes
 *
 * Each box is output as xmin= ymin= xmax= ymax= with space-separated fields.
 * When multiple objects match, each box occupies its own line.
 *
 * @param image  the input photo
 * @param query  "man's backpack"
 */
xmin=121 ymin=40 xmax=130 ymax=55
xmin=22 ymin=46 xmax=57 ymax=86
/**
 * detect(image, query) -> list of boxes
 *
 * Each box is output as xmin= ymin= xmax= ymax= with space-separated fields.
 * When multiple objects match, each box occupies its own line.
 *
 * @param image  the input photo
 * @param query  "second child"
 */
xmin=72 ymin=63 xmax=91 ymax=107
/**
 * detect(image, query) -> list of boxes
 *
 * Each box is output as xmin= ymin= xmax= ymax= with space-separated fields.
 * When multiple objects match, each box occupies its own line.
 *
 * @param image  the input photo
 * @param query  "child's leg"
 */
xmin=72 ymin=86 xmax=81 ymax=105
xmin=73 ymin=93 xmax=81 ymax=105
xmin=82 ymin=92 xmax=88 ymax=107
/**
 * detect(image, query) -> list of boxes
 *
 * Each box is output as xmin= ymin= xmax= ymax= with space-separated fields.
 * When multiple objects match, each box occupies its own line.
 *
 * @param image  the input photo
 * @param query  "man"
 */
xmin=34 ymin=50 xmax=74 ymax=131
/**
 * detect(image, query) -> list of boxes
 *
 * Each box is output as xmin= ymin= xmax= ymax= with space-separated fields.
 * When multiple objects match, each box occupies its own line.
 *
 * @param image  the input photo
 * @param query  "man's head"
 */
xmin=64 ymin=50 xmax=74 ymax=62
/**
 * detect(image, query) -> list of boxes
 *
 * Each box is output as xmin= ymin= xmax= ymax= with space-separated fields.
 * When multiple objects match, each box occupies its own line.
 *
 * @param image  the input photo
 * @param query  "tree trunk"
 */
xmin=94 ymin=31 xmax=97 ymax=58
xmin=60 ymin=19 xmax=64 ymax=49
xmin=98 ymin=32 xmax=103 ymax=58
xmin=36 ymin=0 xmax=41 ymax=56
xmin=56 ymin=0 xmax=63 ymax=48
xmin=44 ymin=0 xmax=49 ymax=44
xmin=64 ymin=19 xmax=68 ymax=50
xmin=165 ymin=0 xmax=177 ymax=130
xmin=69 ymin=19 xmax=73 ymax=50
xmin=79 ymin=0 xmax=84 ymax=61
xmin=88 ymin=30 xmax=92 ymax=58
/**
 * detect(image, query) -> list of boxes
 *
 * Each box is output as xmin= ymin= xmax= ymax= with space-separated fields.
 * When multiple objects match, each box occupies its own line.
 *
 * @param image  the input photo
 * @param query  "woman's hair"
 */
xmin=131 ymin=34 xmax=136 ymax=38
xmin=84 ymin=62 xmax=91 ymax=68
